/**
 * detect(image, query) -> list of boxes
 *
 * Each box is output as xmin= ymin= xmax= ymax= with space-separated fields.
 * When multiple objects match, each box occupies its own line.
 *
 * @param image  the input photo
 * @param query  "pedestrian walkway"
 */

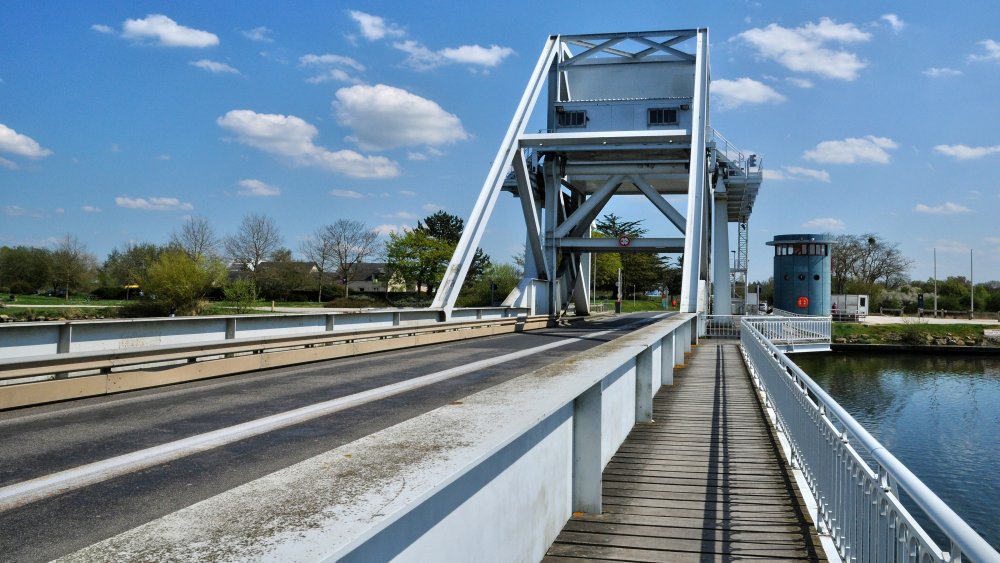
xmin=544 ymin=342 xmax=827 ymax=562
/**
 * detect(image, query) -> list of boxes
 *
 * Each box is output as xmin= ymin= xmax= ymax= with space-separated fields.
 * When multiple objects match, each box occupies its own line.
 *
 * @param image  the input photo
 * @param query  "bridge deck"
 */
xmin=544 ymin=342 xmax=827 ymax=562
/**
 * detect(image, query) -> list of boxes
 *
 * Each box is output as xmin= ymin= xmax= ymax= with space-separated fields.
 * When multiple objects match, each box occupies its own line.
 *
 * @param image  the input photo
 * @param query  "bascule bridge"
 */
xmin=432 ymin=29 xmax=762 ymax=317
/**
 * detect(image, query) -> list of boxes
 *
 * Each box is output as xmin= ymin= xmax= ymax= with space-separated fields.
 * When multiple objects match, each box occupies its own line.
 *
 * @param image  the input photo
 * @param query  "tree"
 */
xmin=145 ymin=249 xmax=225 ymax=314
xmin=385 ymin=229 xmax=453 ymax=295
xmin=832 ymin=233 xmax=913 ymax=293
xmin=326 ymin=219 xmax=379 ymax=297
xmin=256 ymin=248 xmax=311 ymax=301
xmin=0 ymin=246 xmax=53 ymax=293
xmin=594 ymin=214 xmax=664 ymax=295
xmin=300 ymin=228 xmax=337 ymax=302
xmin=170 ymin=216 xmax=219 ymax=260
xmin=460 ymin=262 xmax=522 ymax=306
xmin=101 ymin=242 xmax=162 ymax=289
xmin=225 ymin=213 xmax=283 ymax=283
xmin=51 ymin=235 xmax=97 ymax=298
xmin=416 ymin=211 xmax=490 ymax=281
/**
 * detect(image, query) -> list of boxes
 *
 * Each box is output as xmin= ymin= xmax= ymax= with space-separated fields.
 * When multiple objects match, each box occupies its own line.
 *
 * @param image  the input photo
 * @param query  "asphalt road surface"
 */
xmin=0 ymin=312 xmax=669 ymax=562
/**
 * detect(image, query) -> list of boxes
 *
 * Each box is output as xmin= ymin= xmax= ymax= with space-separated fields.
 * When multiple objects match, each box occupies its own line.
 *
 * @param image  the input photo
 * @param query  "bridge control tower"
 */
xmin=432 ymin=29 xmax=762 ymax=317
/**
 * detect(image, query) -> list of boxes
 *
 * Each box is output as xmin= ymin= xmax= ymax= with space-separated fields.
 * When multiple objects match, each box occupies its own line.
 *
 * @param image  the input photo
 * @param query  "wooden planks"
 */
xmin=545 ymin=342 xmax=826 ymax=562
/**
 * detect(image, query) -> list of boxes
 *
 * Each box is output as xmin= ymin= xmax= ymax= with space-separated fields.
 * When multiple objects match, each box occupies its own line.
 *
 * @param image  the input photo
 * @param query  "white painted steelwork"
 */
xmin=740 ymin=319 xmax=1000 ymax=562
xmin=431 ymin=29 xmax=763 ymax=318
xmin=61 ymin=314 xmax=696 ymax=562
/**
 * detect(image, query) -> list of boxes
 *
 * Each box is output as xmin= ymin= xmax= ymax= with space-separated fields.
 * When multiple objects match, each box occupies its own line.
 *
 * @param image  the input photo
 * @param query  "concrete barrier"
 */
xmin=60 ymin=314 xmax=695 ymax=562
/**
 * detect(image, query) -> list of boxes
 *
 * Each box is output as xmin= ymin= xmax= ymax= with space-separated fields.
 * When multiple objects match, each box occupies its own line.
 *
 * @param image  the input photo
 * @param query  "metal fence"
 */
xmin=740 ymin=318 xmax=999 ymax=562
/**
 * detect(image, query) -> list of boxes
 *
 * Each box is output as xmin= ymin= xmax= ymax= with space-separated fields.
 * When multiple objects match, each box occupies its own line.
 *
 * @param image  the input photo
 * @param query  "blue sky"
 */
xmin=2 ymin=1 xmax=999 ymax=284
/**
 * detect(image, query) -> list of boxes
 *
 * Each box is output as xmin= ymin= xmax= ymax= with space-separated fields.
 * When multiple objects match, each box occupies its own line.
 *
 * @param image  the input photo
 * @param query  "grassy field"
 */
xmin=2 ymin=294 xmax=125 ymax=307
xmin=591 ymin=299 xmax=674 ymax=313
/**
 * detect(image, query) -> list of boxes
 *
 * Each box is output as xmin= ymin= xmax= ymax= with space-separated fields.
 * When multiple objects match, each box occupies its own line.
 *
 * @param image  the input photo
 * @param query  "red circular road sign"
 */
xmin=797 ymin=296 xmax=809 ymax=308
xmin=618 ymin=235 xmax=631 ymax=247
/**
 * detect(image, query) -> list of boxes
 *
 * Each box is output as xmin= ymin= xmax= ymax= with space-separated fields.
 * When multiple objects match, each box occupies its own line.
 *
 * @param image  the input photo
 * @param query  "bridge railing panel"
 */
xmin=61 ymin=314 xmax=698 ymax=561
xmin=739 ymin=318 xmax=999 ymax=562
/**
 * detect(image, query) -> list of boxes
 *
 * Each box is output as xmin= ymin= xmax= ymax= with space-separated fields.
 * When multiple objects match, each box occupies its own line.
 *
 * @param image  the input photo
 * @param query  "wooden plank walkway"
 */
xmin=545 ymin=342 xmax=826 ymax=562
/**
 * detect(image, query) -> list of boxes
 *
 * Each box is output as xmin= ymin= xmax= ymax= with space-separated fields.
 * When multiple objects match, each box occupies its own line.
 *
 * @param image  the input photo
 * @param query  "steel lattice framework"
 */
xmin=432 ymin=29 xmax=762 ymax=317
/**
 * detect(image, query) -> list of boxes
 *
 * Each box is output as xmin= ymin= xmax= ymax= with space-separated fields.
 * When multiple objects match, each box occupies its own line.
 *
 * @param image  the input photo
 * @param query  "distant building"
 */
xmin=766 ymin=234 xmax=833 ymax=316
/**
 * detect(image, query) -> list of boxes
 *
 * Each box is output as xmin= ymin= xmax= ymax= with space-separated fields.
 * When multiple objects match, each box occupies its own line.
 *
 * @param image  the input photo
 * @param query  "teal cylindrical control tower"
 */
xmin=766 ymin=234 xmax=834 ymax=316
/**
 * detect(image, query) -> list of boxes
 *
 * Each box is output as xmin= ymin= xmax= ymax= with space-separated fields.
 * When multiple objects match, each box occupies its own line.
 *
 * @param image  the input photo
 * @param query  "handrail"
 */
xmin=740 ymin=318 xmax=999 ymax=562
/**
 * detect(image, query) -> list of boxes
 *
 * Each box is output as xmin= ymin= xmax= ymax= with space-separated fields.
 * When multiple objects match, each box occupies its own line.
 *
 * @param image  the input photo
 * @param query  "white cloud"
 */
xmin=407 ymin=152 xmax=428 ymax=161
xmin=802 ymin=217 xmax=845 ymax=230
xmin=735 ymin=18 xmax=871 ymax=80
xmin=394 ymin=40 xmax=514 ymax=70
xmin=81 ymin=205 xmax=102 ymax=213
xmin=55 ymin=208 xmax=64 ymax=214
xmin=299 ymin=54 xmax=365 ymax=85
xmin=334 ymin=84 xmax=468 ymax=151
xmin=384 ymin=211 xmax=418 ymax=220
xmin=237 ymin=178 xmax=280 ymax=196
xmin=217 ymin=109 xmax=400 ymax=178
xmin=913 ymin=202 xmax=972 ymax=215
xmin=880 ymin=14 xmax=905 ymax=32
xmin=190 ymin=59 xmax=240 ymax=75
xmin=784 ymin=166 xmax=831 ymax=182
xmin=933 ymin=239 xmax=969 ymax=253
xmin=306 ymin=69 xmax=363 ymax=85
xmin=803 ymin=135 xmax=897 ymax=164
xmin=348 ymin=10 xmax=404 ymax=41
xmin=110 ymin=143 xmax=121 ymax=152
xmin=439 ymin=45 xmax=514 ymax=67
xmin=300 ymin=53 xmax=364 ymax=71
xmin=0 ymin=157 xmax=17 ymax=170
xmin=785 ymin=77 xmax=814 ymax=88
xmin=373 ymin=224 xmax=405 ymax=235
xmin=422 ymin=203 xmax=445 ymax=212
xmin=155 ymin=153 xmax=171 ymax=160
xmin=2 ymin=205 xmax=28 ymax=217
xmin=331 ymin=189 xmax=364 ymax=199
xmin=0 ymin=123 xmax=52 ymax=158
xmin=242 ymin=26 xmax=273 ymax=43
xmin=969 ymin=39 xmax=1000 ymax=62
xmin=712 ymin=78 xmax=786 ymax=110
xmin=121 ymin=14 xmax=219 ymax=48
xmin=933 ymin=144 xmax=1000 ymax=160
xmin=91 ymin=24 xmax=114 ymax=34
xmin=922 ymin=67 xmax=962 ymax=77
xmin=115 ymin=196 xmax=194 ymax=211
xmin=399 ymin=190 xmax=416 ymax=196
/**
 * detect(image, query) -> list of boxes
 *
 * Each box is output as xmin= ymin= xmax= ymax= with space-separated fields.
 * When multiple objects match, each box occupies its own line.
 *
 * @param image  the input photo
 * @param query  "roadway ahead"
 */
xmin=0 ymin=312 xmax=668 ymax=562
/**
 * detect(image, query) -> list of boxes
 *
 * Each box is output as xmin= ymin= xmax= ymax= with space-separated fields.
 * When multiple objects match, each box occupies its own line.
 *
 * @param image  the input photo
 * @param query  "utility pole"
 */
xmin=933 ymin=248 xmax=938 ymax=317
xmin=970 ymin=249 xmax=974 ymax=316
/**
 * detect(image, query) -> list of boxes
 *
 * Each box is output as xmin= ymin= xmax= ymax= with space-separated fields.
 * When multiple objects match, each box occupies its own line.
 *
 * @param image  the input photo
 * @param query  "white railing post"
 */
xmin=660 ymin=333 xmax=674 ymax=385
xmin=572 ymin=382 xmax=603 ymax=513
xmin=635 ymin=347 xmax=653 ymax=423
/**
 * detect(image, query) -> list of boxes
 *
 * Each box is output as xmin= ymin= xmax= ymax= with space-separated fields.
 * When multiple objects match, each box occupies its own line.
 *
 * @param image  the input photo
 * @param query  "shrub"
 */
xmin=224 ymin=279 xmax=258 ymax=314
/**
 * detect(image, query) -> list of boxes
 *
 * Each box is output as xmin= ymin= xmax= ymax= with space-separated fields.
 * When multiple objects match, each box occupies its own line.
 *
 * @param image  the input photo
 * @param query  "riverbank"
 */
xmin=833 ymin=321 xmax=1000 ymax=348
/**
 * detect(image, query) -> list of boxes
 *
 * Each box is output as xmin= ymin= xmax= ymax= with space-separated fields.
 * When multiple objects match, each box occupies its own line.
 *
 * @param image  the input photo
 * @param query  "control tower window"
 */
xmin=648 ymin=108 xmax=678 ymax=126
xmin=558 ymin=110 xmax=587 ymax=128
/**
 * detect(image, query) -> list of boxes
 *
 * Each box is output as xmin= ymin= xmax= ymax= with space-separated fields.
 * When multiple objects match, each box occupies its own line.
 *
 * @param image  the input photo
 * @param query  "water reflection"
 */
xmin=791 ymin=352 xmax=1000 ymax=551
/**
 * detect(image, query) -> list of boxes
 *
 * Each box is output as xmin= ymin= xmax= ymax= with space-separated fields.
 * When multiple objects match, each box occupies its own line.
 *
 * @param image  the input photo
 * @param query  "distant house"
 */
xmin=346 ymin=263 xmax=410 ymax=293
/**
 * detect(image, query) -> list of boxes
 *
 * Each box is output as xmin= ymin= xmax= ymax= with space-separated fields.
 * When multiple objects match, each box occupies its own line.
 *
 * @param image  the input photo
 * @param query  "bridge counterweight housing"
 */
xmin=432 ymin=29 xmax=763 ymax=317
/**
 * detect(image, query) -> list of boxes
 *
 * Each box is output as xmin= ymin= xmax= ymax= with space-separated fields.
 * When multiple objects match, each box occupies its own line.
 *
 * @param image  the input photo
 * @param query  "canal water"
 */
xmin=790 ymin=351 xmax=1000 ymax=551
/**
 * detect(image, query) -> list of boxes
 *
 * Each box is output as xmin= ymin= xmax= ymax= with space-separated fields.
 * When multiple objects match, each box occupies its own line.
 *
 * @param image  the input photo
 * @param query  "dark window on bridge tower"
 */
xmin=648 ymin=108 xmax=678 ymax=126
xmin=557 ymin=110 xmax=587 ymax=128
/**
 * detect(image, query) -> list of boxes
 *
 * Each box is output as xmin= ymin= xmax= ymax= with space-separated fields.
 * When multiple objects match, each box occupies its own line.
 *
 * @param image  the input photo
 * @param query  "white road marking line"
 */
xmin=0 ymin=319 xmax=658 ymax=511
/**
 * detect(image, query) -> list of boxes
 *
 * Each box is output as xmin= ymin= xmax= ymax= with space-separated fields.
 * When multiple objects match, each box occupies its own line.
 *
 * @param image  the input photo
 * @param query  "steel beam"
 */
xmin=630 ymin=175 xmax=687 ymax=233
xmin=680 ymin=29 xmax=709 ymax=313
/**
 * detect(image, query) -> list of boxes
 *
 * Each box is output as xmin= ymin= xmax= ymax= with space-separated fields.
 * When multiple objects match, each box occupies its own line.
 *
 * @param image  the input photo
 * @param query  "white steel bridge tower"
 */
xmin=432 ymin=29 xmax=762 ymax=317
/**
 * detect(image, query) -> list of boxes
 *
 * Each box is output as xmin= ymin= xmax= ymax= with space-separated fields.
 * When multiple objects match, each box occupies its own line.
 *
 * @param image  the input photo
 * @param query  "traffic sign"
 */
xmin=618 ymin=235 xmax=631 ymax=247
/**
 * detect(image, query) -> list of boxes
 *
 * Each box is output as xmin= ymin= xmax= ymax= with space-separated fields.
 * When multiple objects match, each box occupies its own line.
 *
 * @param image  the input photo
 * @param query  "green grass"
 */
xmin=592 ymin=299 xmax=674 ymax=313
xmin=3 ymin=294 xmax=125 ymax=307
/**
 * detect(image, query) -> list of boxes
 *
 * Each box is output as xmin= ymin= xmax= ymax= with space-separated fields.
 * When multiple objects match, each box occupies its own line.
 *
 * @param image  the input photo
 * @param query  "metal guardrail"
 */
xmin=0 ymin=307 xmax=530 ymax=360
xmin=0 ymin=315 xmax=549 ymax=410
xmin=700 ymin=315 xmax=831 ymax=348
xmin=740 ymin=318 xmax=999 ymax=562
